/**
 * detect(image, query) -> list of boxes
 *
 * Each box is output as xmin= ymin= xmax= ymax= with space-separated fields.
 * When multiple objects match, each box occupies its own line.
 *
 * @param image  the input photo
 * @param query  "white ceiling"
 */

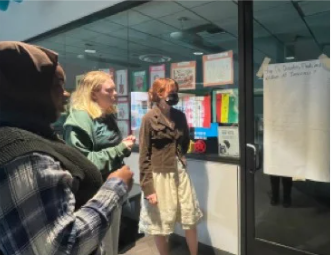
xmin=33 ymin=0 xmax=330 ymax=72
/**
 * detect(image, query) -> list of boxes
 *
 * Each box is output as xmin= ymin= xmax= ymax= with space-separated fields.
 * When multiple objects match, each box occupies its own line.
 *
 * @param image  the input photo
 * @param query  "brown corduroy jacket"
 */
xmin=139 ymin=106 xmax=190 ymax=196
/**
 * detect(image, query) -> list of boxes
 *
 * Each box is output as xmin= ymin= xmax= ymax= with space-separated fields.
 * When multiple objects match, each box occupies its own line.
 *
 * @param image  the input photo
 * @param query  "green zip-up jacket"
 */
xmin=63 ymin=109 xmax=130 ymax=178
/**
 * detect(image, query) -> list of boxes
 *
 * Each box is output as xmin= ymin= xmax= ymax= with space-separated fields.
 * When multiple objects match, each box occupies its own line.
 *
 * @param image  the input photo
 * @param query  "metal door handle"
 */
xmin=246 ymin=143 xmax=261 ymax=174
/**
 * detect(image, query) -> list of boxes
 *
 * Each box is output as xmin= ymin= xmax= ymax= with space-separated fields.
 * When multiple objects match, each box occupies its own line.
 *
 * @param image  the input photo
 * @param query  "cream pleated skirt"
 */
xmin=139 ymin=158 xmax=203 ymax=236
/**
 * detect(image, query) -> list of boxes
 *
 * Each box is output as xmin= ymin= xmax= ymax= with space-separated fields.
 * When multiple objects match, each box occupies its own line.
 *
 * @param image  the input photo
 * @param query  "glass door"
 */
xmin=240 ymin=1 xmax=330 ymax=255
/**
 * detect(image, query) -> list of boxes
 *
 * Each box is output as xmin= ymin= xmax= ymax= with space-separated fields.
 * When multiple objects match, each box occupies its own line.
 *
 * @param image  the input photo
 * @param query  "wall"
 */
xmin=125 ymin=153 xmax=240 ymax=255
xmin=0 ymin=0 xmax=122 ymax=41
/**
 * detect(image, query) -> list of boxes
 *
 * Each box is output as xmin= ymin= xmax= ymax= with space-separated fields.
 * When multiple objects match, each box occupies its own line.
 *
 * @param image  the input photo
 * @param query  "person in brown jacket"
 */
xmin=138 ymin=78 xmax=203 ymax=255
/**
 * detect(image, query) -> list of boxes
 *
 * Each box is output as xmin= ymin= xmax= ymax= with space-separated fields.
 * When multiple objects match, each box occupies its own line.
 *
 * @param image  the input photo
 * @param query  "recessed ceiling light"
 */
xmin=286 ymin=56 xmax=295 ymax=60
xmin=85 ymin=49 xmax=96 ymax=54
xmin=193 ymin=52 xmax=204 ymax=55
xmin=77 ymin=54 xmax=85 ymax=59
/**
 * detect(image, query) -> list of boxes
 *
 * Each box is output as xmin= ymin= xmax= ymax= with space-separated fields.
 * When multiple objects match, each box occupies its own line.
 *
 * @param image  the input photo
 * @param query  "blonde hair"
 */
xmin=70 ymin=71 xmax=116 ymax=119
xmin=148 ymin=78 xmax=179 ymax=107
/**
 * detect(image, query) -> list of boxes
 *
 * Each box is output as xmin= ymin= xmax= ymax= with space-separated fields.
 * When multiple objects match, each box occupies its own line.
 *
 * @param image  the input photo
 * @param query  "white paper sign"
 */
xmin=218 ymin=127 xmax=239 ymax=157
xmin=264 ymin=60 xmax=330 ymax=183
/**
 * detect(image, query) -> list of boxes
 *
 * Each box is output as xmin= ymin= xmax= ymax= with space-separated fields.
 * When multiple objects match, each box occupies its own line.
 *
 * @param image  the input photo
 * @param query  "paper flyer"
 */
xmin=132 ymin=71 xmax=148 ymax=92
xmin=116 ymin=69 xmax=128 ymax=96
xmin=171 ymin=61 xmax=196 ymax=90
xmin=117 ymin=120 xmax=130 ymax=138
xmin=218 ymin=126 xmax=239 ymax=157
xmin=131 ymin=92 xmax=149 ymax=131
xmin=203 ymin=50 xmax=234 ymax=86
xmin=117 ymin=97 xmax=129 ymax=120
xmin=150 ymin=64 xmax=165 ymax=87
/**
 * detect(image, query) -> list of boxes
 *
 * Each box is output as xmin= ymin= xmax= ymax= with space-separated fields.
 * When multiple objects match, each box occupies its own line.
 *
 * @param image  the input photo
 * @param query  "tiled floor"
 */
xmin=121 ymin=236 xmax=193 ymax=255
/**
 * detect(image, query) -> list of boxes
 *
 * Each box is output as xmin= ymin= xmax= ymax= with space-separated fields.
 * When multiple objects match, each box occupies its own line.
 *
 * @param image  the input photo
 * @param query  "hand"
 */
xmin=122 ymin=135 xmax=136 ymax=149
xmin=146 ymin=193 xmax=158 ymax=205
xmin=107 ymin=165 xmax=134 ymax=191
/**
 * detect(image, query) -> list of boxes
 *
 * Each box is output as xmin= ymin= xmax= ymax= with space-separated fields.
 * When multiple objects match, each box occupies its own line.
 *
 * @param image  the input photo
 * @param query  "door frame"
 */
xmin=238 ymin=1 xmax=326 ymax=255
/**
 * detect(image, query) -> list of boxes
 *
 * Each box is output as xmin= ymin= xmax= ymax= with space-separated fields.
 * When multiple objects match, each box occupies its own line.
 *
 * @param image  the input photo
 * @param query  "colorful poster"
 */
xmin=194 ymin=123 xmax=218 ymax=140
xmin=117 ymin=97 xmax=129 ymax=120
xmin=171 ymin=61 xmax=196 ymax=90
xmin=75 ymin=74 xmax=84 ymax=88
xmin=132 ymin=71 xmax=148 ymax=92
xmin=174 ymin=95 xmax=211 ymax=128
xmin=150 ymin=64 xmax=165 ymax=87
xmin=203 ymin=50 xmax=234 ymax=86
xmin=116 ymin=69 xmax=128 ymax=96
xmin=218 ymin=126 xmax=239 ymax=158
xmin=213 ymin=89 xmax=238 ymax=124
xmin=117 ymin=120 xmax=130 ymax=138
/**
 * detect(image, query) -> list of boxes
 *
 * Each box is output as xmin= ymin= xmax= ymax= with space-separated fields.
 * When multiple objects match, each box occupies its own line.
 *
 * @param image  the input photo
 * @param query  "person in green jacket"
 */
xmin=64 ymin=70 xmax=136 ymax=255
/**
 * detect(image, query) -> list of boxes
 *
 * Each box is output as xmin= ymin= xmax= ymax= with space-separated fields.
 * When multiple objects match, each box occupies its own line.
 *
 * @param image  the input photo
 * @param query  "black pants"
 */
xmin=270 ymin=175 xmax=293 ymax=200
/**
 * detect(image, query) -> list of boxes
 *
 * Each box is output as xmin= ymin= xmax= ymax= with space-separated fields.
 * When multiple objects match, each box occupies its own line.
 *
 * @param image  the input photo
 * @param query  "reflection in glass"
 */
xmin=253 ymin=1 xmax=330 ymax=254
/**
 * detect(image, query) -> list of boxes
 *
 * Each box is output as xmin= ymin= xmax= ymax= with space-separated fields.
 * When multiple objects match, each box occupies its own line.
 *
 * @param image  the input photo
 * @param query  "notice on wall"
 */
xmin=131 ymin=92 xmax=150 ymax=145
xmin=75 ymin=74 xmax=84 ymax=88
xmin=117 ymin=120 xmax=130 ymax=138
xmin=117 ymin=97 xmax=129 ymax=120
xmin=218 ymin=126 xmax=239 ymax=158
xmin=174 ymin=94 xmax=211 ymax=128
xmin=171 ymin=61 xmax=196 ymax=90
xmin=203 ymin=50 xmax=234 ymax=87
xmin=132 ymin=71 xmax=148 ymax=92
xmin=264 ymin=60 xmax=330 ymax=183
xmin=131 ymin=92 xmax=149 ymax=130
xmin=213 ymin=89 xmax=239 ymax=124
xmin=150 ymin=64 xmax=165 ymax=87
xmin=116 ymin=69 xmax=128 ymax=96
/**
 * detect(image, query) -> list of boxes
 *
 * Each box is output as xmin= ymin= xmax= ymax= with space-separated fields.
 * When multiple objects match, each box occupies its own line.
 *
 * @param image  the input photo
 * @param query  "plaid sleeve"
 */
xmin=0 ymin=153 xmax=128 ymax=255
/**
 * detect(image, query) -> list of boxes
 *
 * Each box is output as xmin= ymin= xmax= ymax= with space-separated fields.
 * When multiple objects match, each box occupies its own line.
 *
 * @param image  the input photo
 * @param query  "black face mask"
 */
xmin=165 ymin=93 xmax=179 ymax=106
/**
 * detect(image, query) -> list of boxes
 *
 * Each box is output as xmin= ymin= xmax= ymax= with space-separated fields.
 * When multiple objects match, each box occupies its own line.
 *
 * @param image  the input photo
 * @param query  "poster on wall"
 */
xmin=132 ymin=71 xmax=148 ymax=92
xmin=131 ymin=92 xmax=150 ymax=144
xmin=75 ymin=74 xmax=84 ymax=88
xmin=263 ymin=60 xmax=330 ymax=182
xmin=150 ymin=64 xmax=165 ymax=87
xmin=171 ymin=61 xmax=196 ymax=90
xmin=213 ymin=89 xmax=239 ymax=124
xmin=203 ymin=50 xmax=234 ymax=87
xmin=117 ymin=120 xmax=130 ymax=138
xmin=174 ymin=95 xmax=211 ymax=128
xmin=116 ymin=69 xmax=128 ymax=96
xmin=117 ymin=97 xmax=129 ymax=120
xmin=218 ymin=126 xmax=239 ymax=158
xmin=187 ymin=123 xmax=218 ymax=155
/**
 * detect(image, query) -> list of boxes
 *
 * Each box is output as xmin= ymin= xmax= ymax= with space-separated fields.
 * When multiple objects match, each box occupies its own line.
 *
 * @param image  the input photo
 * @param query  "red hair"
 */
xmin=148 ymin=78 xmax=178 ymax=106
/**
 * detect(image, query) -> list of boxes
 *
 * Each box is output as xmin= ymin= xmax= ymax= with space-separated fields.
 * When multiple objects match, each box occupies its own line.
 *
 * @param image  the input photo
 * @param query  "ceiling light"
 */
xmin=193 ymin=52 xmax=204 ymax=55
xmin=85 ymin=49 xmax=96 ymax=54
xmin=77 ymin=54 xmax=85 ymax=59
xmin=286 ymin=56 xmax=295 ymax=60
xmin=139 ymin=54 xmax=171 ymax=63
